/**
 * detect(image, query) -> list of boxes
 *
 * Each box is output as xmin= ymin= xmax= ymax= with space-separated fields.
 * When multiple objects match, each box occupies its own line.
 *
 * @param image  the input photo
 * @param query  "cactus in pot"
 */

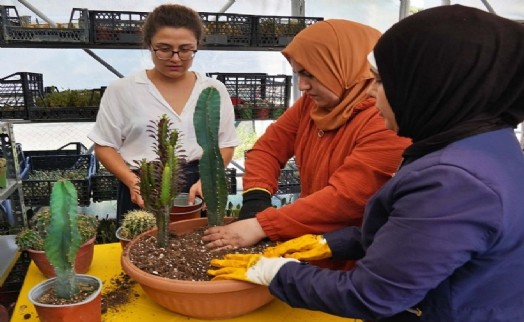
xmin=194 ymin=87 xmax=229 ymax=227
xmin=118 ymin=209 xmax=157 ymax=240
xmin=16 ymin=209 xmax=98 ymax=252
xmin=136 ymin=114 xmax=186 ymax=248
xmin=27 ymin=180 xmax=102 ymax=322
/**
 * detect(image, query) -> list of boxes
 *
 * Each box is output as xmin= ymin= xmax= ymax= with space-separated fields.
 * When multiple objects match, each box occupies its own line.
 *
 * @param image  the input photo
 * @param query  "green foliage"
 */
xmin=120 ymin=209 xmax=156 ymax=239
xmin=96 ymin=214 xmax=118 ymax=244
xmin=15 ymin=229 xmax=44 ymax=251
xmin=194 ymin=87 xmax=228 ymax=226
xmin=35 ymin=88 xmax=102 ymax=108
xmin=233 ymin=123 xmax=259 ymax=160
xmin=137 ymin=114 xmax=185 ymax=247
xmin=44 ymin=180 xmax=81 ymax=299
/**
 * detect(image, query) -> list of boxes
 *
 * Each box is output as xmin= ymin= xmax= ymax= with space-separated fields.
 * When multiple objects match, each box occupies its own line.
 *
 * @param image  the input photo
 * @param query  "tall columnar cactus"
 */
xmin=44 ymin=180 xmax=82 ymax=299
xmin=194 ymin=87 xmax=228 ymax=226
xmin=138 ymin=114 xmax=185 ymax=247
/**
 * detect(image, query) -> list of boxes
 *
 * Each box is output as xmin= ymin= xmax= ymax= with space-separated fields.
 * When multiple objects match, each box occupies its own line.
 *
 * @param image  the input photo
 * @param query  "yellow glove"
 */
xmin=208 ymin=253 xmax=298 ymax=286
xmin=263 ymin=234 xmax=332 ymax=261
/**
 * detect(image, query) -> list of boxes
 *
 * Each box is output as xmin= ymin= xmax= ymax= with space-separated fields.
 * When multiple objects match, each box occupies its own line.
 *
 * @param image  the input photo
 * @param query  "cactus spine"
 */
xmin=194 ymin=87 xmax=228 ymax=226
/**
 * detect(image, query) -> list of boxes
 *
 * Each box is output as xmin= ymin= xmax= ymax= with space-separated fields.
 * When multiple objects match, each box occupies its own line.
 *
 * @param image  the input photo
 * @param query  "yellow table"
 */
xmin=11 ymin=243 xmax=360 ymax=322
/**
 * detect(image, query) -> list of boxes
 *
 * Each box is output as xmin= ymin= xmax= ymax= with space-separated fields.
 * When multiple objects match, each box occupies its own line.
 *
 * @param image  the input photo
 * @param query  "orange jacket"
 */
xmin=244 ymin=96 xmax=410 ymax=267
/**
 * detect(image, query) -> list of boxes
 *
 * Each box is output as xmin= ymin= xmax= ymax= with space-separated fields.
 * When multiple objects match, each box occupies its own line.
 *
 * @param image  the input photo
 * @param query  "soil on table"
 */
xmin=128 ymin=227 xmax=275 ymax=281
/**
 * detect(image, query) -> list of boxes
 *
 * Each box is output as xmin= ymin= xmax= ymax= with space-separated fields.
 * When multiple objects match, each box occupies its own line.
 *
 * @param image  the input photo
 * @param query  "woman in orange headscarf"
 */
xmin=203 ymin=19 xmax=410 ymax=270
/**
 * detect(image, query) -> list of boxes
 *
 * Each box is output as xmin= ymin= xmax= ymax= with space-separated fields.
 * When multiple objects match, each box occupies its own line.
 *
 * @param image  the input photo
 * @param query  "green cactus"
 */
xmin=120 ymin=209 xmax=157 ymax=240
xmin=194 ymin=87 xmax=228 ymax=226
xmin=137 ymin=114 xmax=185 ymax=247
xmin=15 ymin=209 xmax=97 ymax=251
xmin=15 ymin=229 xmax=44 ymax=251
xmin=44 ymin=180 xmax=82 ymax=299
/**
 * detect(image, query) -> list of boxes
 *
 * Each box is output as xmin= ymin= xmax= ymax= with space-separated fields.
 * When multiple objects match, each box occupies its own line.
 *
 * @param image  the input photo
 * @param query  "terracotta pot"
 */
xmin=121 ymin=217 xmax=274 ymax=319
xmin=28 ymin=274 xmax=102 ymax=322
xmin=170 ymin=193 xmax=203 ymax=222
xmin=115 ymin=226 xmax=131 ymax=250
xmin=27 ymin=237 xmax=96 ymax=278
xmin=255 ymin=107 xmax=271 ymax=120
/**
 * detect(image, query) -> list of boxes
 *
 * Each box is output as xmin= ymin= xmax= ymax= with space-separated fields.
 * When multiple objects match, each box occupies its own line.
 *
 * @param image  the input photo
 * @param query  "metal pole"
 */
xmin=399 ymin=0 xmax=411 ymax=20
xmin=290 ymin=0 xmax=305 ymax=104
xmin=291 ymin=0 xmax=305 ymax=16
xmin=17 ymin=0 xmax=124 ymax=78
xmin=480 ymin=0 xmax=497 ymax=14
xmin=218 ymin=0 xmax=236 ymax=13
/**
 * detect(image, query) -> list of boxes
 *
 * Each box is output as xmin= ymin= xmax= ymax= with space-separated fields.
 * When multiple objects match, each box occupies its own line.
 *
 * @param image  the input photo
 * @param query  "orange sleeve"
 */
xmin=256 ymin=104 xmax=411 ymax=241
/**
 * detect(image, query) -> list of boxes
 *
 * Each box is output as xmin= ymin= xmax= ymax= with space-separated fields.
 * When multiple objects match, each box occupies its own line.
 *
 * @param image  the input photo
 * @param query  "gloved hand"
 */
xmin=208 ymin=253 xmax=298 ymax=286
xmin=238 ymin=189 xmax=272 ymax=220
xmin=263 ymin=234 xmax=332 ymax=261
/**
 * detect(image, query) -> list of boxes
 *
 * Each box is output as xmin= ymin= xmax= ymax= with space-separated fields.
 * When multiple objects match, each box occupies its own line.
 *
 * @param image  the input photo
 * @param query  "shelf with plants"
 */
xmin=208 ymin=72 xmax=292 ymax=121
xmin=0 ymin=5 xmax=323 ymax=51
xmin=0 ymin=71 xmax=103 ymax=122
xmin=0 ymin=121 xmax=27 ymax=294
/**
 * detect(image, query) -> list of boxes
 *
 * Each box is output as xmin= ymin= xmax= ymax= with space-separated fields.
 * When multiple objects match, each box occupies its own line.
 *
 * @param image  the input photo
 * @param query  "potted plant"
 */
xmin=115 ymin=209 xmax=156 ymax=249
xmin=121 ymin=87 xmax=274 ymax=319
xmin=16 ymin=209 xmax=98 ymax=278
xmin=27 ymin=180 xmax=102 ymax=322
xmin=170 ymin=192 xmax=203 ymax=222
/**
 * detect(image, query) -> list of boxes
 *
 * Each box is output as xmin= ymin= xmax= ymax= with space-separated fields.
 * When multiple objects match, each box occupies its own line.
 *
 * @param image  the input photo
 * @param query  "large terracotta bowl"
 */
xmin=121 ymin=217 xmax=274 ymax=319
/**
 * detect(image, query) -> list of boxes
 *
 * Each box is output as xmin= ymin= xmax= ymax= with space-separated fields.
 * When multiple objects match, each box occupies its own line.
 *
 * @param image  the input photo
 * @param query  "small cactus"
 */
xmin=15 ymin=208 xmax=98 ymax=251
xmin=119 ymin=209 xmax=156 ymax=240
xmin=15 ymin=229 xmax=44 ymax=251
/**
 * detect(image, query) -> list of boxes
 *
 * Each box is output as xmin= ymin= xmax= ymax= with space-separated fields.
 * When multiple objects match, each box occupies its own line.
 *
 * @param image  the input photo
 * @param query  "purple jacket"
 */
xmin=270 ymin=128 xmax=524 ymax=322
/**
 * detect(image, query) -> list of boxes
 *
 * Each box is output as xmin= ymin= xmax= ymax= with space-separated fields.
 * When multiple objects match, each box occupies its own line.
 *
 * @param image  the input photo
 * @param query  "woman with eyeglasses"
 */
xmin=88 ymin=4 xmax=240 ymax=223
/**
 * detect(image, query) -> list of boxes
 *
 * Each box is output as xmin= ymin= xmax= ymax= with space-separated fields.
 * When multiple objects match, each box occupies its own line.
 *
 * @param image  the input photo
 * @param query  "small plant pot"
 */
xmin=28 ymin=274 xmax=102 ymax=322
xmin=115 ymin=226 xmax=131 ymax=249
xmin=27 ymin=237 xmax=96 ymax=278
xmin=170 ymin=193 xmax=203 ymax=222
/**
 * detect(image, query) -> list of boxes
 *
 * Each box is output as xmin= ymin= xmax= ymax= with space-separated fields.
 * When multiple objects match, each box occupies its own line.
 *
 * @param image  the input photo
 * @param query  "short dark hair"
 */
xmin=142 ymin=4 xmax=204 ymax=48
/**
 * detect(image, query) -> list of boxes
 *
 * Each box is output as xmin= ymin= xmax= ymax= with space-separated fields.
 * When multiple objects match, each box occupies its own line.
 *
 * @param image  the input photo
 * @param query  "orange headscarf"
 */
xmin=282 ymin=19 xmax=381 ymax=131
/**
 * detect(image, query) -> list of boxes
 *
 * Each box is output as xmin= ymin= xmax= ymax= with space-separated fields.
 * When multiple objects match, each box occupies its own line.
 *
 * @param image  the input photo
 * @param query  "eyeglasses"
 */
xmin=152 ymin=48 xmax=198 ymax=61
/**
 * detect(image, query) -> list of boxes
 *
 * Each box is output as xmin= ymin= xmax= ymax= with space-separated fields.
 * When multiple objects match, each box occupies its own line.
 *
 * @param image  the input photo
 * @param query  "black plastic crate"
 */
xmin=29 ymin=106 xmax=99 ymax=122
xmin=89 ymin=10 xmax=148 ymax=45
xmin=0 ymin=72 xmax=43 ymax=120
xmin=254 ymin=15 xmax=324 ymax=47
xmin=22 ymin=154 xmax=94 ymax=207
xmin=91 ymin=159 xmax=118 ymax=202
xmin=207 ymin=73 xmax=291 ymax=120
xmin=226 ymin=168 xmax=237 ymax=194
xmin=24 ymin=142 xmax=88 ymax=158
xmin=199 ymin=12 xmax=253 ymax=47
xmin=277 ymin=158 xmax=300 ymax=194
xmin=0 ymin=6 xmax=89 ymax=45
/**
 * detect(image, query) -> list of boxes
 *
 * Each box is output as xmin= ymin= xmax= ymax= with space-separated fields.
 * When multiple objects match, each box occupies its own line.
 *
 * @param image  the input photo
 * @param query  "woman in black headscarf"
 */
xmin=208 ymin=5 xmax=524 ymax=321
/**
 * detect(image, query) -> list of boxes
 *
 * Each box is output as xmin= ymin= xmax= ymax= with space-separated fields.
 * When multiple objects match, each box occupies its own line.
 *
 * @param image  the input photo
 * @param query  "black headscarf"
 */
xmin=374 ymin=5 xmax=524 ymax=158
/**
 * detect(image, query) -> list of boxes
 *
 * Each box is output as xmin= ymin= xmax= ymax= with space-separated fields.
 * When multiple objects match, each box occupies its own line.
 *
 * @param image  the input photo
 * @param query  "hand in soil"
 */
xmin=128 ymin=227 xmax=274 ymax=281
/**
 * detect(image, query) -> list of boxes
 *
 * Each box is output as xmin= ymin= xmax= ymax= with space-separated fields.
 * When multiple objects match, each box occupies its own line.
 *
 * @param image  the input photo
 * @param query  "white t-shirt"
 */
xmin=88 ymin=70 xmax=240 ymax=167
